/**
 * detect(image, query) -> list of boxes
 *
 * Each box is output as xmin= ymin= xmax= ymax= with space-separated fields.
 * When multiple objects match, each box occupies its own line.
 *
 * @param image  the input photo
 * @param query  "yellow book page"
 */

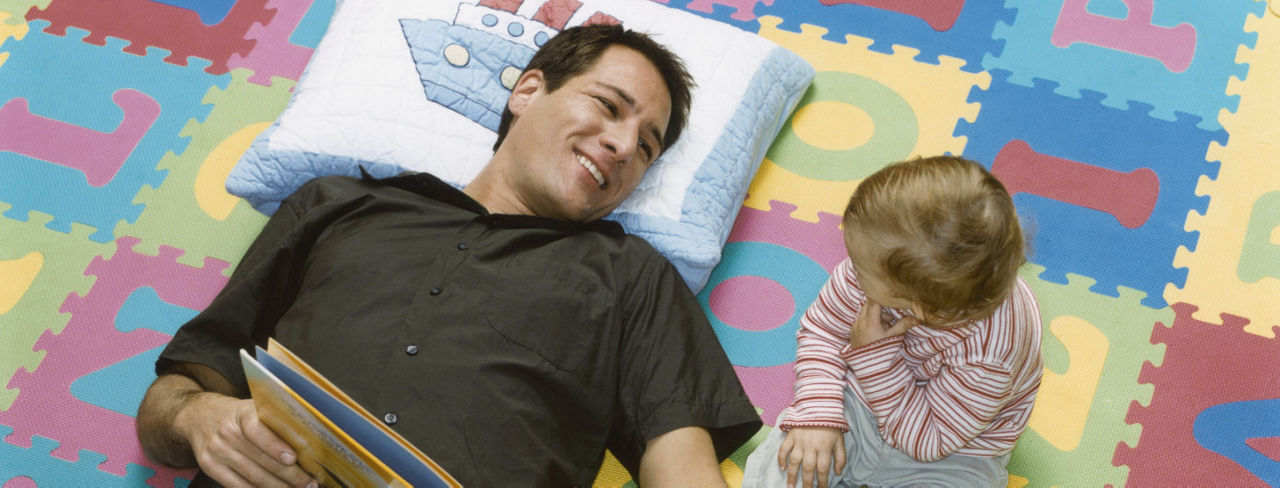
xmin=265 ymin=338 xmax=460 ymax=485
xmin=241 ymin=350 xmax=408 ymax=487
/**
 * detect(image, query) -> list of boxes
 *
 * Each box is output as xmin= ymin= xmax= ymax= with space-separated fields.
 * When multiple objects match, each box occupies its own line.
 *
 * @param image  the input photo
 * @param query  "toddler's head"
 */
xmin=843 ymin=155 xmax=1025 ymax=327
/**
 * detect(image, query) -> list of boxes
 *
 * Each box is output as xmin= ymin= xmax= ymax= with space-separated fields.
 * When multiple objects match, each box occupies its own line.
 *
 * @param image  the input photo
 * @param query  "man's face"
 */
xmin=499 ymin=45 xmax=672 ymax=222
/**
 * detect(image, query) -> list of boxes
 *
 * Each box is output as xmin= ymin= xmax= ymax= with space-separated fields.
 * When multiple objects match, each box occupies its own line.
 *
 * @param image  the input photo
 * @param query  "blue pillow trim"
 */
xmin=611 ymin=47 xmax=815 ymax=290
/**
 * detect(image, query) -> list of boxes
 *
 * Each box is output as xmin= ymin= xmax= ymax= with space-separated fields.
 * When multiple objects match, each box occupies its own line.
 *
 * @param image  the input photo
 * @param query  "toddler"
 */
xmin=743 ymin=155 xmax=1043 ymax=488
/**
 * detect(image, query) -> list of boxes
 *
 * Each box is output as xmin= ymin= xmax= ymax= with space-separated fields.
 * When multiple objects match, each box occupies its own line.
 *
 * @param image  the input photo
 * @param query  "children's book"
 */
xmin=240 ymin=338 xmax=461 ymax=487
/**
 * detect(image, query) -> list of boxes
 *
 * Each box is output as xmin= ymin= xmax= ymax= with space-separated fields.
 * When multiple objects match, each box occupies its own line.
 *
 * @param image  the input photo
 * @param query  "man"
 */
xmin=137 ymin=24 xmax=762 ymax=487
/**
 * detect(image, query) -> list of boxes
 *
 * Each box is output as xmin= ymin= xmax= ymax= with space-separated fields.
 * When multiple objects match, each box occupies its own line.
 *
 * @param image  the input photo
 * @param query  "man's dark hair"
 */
xmin=492 ymin=23 xmax=694 ymax=155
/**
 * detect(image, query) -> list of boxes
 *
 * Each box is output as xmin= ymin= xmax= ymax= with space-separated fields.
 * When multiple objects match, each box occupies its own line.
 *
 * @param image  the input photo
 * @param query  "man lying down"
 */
xmin=136 ymin=23 xmax=761 ymax=487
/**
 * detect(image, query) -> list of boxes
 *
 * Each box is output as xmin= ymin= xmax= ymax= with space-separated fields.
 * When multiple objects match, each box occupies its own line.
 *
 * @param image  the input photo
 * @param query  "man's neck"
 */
xmin=462 ymin=161 xmax=529 ymax=216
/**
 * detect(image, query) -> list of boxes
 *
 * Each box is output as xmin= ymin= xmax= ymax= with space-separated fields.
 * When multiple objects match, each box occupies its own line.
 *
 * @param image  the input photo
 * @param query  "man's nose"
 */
xmin=601 ymin=122 xmax=638 ymax=164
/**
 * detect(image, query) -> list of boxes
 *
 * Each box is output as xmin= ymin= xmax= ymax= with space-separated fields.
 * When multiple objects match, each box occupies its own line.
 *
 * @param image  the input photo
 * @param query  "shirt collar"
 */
xmin=360 ymin=168 xmax=626 ymax=235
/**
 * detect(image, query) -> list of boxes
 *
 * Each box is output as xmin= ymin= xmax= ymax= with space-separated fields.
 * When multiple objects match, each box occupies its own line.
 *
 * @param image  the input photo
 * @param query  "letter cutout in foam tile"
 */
xmin=957 ymin=70 xmax=1220 ymax=309
xmin=1167 ymin=10 xmax=1280 ymax=338
xmin=1051 ymin=0 xmax=1196 ymax=72
xmin=0 ymin=238 xmax=218 ymax=486
xmin=746 ymin=16 xmax=987 ymax=223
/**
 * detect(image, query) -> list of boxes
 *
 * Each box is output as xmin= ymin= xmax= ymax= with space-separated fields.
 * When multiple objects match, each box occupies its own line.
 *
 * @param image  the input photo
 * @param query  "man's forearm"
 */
xmin=137 ymin=373 xmax=205 ymax=467
xmin=137 ymin=363 xmax=243 ymax=467
xmin=638 ymin=426 xmax=727 ymax=487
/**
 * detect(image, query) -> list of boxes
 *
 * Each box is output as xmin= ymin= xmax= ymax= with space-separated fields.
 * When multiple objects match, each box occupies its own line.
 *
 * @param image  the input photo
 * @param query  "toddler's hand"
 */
xmin=777 ymin=426 xmax=845 ymax=488
xmin=850 ymin=301 xmax=916 ymax=348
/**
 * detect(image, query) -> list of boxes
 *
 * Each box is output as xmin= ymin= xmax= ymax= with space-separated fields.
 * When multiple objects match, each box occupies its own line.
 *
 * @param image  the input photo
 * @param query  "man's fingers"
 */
xmin=240 ymin=412 xmax=296 ymax=465
xmin=239 ymin=413 xmax=315 ymax=486
xmin=225 ymin=444 xmax=294 ymax=488
xmin=198 ymin=436 xmax=291 ymax=488
xmin=201 ymin=460 xmax=253 ymax=488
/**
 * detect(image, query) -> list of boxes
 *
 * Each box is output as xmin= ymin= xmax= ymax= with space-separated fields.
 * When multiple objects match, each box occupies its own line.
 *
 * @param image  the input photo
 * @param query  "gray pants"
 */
xmin=743 ymin=389 xmax=1009 ymax=488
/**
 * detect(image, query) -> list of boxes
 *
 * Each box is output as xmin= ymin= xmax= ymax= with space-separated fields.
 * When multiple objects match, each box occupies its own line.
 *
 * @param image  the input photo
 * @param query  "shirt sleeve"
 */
xmin=842 ymin=329 xmax=1015 ymax=462
xmin=155 ymin=179 xmax=332 ymax=391
xmin=780 ymin=258 xmax=861 ymax=432
xmin=607 ymin=251 xmax=762 ymax=475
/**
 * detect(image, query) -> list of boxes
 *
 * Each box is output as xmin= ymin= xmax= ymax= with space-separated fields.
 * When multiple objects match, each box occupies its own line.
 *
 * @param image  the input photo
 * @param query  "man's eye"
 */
xmin=596 ymin=96 xmax=617 ymax=116
xmin=639 ymin=141 xmax=654 ymax=162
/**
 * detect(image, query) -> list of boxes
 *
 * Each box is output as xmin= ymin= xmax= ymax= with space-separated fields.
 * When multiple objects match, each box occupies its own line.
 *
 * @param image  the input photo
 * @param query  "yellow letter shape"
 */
xmin=1027 ymin=315 xmax=1108 ymax=452
xmin=0 ymin=252 xmax=43 ymax=314
xmin=195 ymin=122 xmax=270 ymax=220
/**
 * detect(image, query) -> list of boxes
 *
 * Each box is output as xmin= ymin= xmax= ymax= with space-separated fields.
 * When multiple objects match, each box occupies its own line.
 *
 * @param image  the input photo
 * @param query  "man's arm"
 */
xmin=137 ymin=362 xmax=316 ymax=487
xmin=638 ymin=426 xmax=726 ymax=487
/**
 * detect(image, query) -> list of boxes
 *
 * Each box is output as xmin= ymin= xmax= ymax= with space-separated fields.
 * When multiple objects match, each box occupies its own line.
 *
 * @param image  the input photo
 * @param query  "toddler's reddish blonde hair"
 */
xmin=843 ymin=155 xmax=1026 ymax=326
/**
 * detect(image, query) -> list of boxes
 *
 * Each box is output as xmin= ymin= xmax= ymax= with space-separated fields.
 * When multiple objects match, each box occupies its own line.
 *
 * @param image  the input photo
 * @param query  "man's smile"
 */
xmin=575 ymin=151 xmax=607 ymax=189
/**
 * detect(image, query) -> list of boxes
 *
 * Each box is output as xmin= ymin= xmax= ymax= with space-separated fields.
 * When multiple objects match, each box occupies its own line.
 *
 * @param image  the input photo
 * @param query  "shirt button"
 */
xmin=383 ymin=412 xmax=398 ymax=425
xmin=406 ymin=344 xmax=419 ymax=356
xmin=429 ymin=287 xmax=442 ymax=296
xmin=457 ymin=242 xmax=469 ymax=251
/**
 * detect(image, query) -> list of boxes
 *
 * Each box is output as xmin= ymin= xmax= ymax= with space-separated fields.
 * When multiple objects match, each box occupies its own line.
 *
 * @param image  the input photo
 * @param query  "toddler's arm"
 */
xmin=843 ymin=328 xmax=1015 ymax=462
xmin=782 ymin=259 xmax=861 ymax=432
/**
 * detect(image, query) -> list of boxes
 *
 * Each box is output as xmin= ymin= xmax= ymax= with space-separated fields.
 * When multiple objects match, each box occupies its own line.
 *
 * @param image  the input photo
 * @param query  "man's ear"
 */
xmin=507 ymin=68 xmax=545 ymax=118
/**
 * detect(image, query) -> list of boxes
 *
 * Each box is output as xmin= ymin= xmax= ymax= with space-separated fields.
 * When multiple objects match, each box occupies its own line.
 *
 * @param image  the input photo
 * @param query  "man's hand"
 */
xmin=138 ymin=367 xmax=317 ymax=488
xmin=849 ymin=301 xmax=916 ymax=349
xmin=174 ymin=393 xmax=317 ymax=488
xmin=777 ymin=426 xmax=845 ymax=488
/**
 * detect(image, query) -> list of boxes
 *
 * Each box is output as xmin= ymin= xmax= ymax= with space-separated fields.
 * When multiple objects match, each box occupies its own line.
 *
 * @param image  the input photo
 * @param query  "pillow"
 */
xmin=228 ymin=0 xmax=814 ymax=291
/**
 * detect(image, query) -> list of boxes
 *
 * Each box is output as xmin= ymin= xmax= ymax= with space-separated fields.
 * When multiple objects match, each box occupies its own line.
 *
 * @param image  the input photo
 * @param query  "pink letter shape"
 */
xmin=0 ymin=89 xmax=159 ymax=187
xmin=1051 ymin=0 xmax=1196 ymax=73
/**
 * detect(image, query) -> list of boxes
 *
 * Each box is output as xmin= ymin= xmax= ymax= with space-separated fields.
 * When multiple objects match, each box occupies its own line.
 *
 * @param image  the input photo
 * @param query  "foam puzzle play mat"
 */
xmin=1 ymin=0 xmax=1278 ymax=486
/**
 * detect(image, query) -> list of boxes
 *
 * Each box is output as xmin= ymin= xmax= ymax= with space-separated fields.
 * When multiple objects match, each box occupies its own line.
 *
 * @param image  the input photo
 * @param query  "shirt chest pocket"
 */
xmin=482 ymin=272 xmax=612 ymax=373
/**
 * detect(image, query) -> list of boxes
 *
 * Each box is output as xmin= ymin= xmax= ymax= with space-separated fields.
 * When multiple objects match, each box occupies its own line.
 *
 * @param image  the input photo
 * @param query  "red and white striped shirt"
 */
xmin=780 ymin=258 xmax=1043 ymax=462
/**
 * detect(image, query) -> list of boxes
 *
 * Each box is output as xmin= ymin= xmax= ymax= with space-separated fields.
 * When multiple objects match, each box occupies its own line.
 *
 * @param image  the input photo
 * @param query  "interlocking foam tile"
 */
xmin=0 ymin=8 xmax=30 ymax=69
xmin=701 ymin=200 xmax=846 ymax=425
xmin=227 ymin=0 xmax=330 ymax=87
xmin=0 ymin=207 xmax=109 ymax=411
xmin=117 ymin=69 xmax=288 ymax=271
xmin=70 ymin=287 xmax=198 ymax=417
xmin=1195 ymin=399 xmax=1280 ymax=486
xmin=150 ymin=0 xmax=236 ymax=26
xmin=745 ymin=16 xmax=988 ymax=222
xmin=285 ymin=0 xmax=332 ymax=49
xmin=985 ymin=0 xmax=1266 ymax=132
xmin=0 ymin=237 xmax=222 ymax=486
xmin=677 ymin=0 xmax=774 ymax=23
xmin=0 ymin=0 xmax=48 ymax=26
xmin=1166 ymin=11 xmax=1280 ymax=338
xmin=591 ymin=450 xmax=635 ymax=487
xmin=745 ymin=0 xmax=1013 ymax=73
xmin=0 ymin=21 xmax=229 ymax=243
xmin=25 ymin=0 xmax=273 ymax=76
xmin=1113 ymin=303 xmax=1280 ymax=486
xmin=0 ymin=423 xmax=170 ymax=487
xmin=1006 ymin=264 xmax=1171 ymax=487
xmin=956 ymin=69 xmax=1224 ymax=309
xmin=590 ymin=447 xmax=753 ymax=488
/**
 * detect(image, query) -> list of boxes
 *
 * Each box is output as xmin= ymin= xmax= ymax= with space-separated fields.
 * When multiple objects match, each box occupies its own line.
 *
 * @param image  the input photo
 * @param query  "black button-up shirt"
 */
xmin=158 ymin=173 xmax=761 ymax=486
